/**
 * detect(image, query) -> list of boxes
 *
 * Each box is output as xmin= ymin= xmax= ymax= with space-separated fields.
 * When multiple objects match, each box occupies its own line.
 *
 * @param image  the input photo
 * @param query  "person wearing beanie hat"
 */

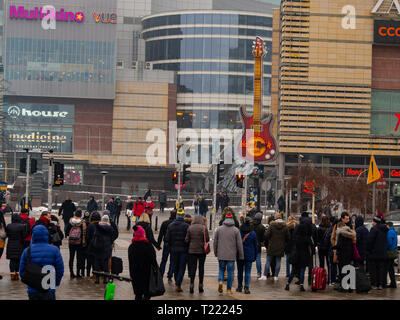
xmin=219 ymin=207 xmax=239 ymax=228
xmin=165 ymin=207 xmax=190 ymax=292
xmin=214 ymin=208 xmax=244 ymax=294
xmin=157 ymin=210 xmax=177 ymax=282
xmin=86 ymin=211 xmax=117 ymax=284
xmin=128 ymin=225 xmax=158 ymax=300
xmin=367 ymin=214 xmax=389 ymax=289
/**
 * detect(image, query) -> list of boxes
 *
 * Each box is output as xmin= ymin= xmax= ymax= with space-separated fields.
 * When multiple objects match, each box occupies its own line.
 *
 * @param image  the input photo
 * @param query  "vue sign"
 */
xmin=93 ymin=12 xmax=117 ymax=24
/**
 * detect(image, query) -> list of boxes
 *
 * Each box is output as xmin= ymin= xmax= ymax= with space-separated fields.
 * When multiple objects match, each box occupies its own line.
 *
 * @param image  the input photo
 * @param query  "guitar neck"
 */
xmin=253 ymin=56 xmax=263 ymax=127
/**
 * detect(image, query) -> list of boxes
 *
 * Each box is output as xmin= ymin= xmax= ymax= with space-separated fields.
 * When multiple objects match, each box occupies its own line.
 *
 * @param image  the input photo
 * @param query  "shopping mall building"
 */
xmin=273 ymin=0 xmax=400 ymax=210
xmin=0 ymin=0 xmax=278 ymax=203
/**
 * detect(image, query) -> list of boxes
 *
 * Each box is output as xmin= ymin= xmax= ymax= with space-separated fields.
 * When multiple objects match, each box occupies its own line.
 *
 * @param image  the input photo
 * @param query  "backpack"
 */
xmin=91 ymin=227 xmax=104 ymax=250
xmin=69 ymin=225 xmax=82 ymax=245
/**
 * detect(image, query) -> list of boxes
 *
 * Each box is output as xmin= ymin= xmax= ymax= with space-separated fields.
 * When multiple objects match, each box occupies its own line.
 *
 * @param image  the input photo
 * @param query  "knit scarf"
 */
xmin=131 ymin=236 xmax=149 ymax=243
xmin=39 ymin=216 xmax=49 ymax=225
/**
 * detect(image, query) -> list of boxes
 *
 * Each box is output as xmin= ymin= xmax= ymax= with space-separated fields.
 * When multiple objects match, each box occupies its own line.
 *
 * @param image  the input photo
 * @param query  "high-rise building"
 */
xmin=274 ymin=0 xmax=400 ymax=211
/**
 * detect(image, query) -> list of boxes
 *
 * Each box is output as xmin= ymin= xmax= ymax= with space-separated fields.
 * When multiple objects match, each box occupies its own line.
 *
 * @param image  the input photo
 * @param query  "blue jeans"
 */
xmin=263 ymin=256 xmax=281 ymax=277
xmin=288 ymin=266 xmax=305 ymax=285
xmin=285 ymin=253 xmax=291 ymax=277
xmin=218 ymin=260 xmax=235 ymax=290
xmin=159 ymin=243 xmax=174 ymax=279
xmin=256 ymin=252 xmax=262 ymax=276
xmin=28 ymin=291 xmax=56 ymax=300
xmin=237 ymin=260 xmax=252 ymax=288
xmin=171 ymin=252 xmax=187 ymax=287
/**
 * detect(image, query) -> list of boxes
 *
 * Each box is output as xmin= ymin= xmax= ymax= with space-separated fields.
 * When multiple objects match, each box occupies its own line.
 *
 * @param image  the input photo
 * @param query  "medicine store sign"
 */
xmin=3 ymin=103 xmax=74 ymax=152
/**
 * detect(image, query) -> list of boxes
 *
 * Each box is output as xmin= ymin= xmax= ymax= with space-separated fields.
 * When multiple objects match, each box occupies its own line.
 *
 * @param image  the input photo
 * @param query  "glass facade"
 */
xmin=371 ymin=90 xmax=400 ymax=136
xmin=142 ymin=11 xmax=273 ymax=130
xmin=5 ymin=38 xmax=115 ymax=84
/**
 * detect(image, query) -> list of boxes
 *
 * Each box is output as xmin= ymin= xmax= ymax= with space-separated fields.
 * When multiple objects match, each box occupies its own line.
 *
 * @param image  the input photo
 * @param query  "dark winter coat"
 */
xmin=157 ymin=216 xmax=175 ymax=246
xmin=159 ymin=192 xmax=167 ymax=204
xmin=185 ymin=215 xmax=209 ymax=254
xmin=128 ymin=239 xmax=157 ymax=297
xmin=199 ymin=199 xmax=208 ymax=215
xmin=87 ymin=199 xmax=98 ymax=213
xmin=106 ymin=201 xmax=118 ymax=216
xmin=335 ymin=227 xmax=355 ymax=266
xmin=367 ymin=223 xmax=388 ymax=260
xmin=355 ymin=216 xmax=369 ymax=261
xmin=86 ymin=222 xmax=117 ymax=259
xmin=58 ymin=200 xmax=76 ymax=223
xmin=165 ymin=217 xmax=189 ymax=254
xmin=239 ymin=224 xmax=258 ymax=262
xmin=285 ymin=221 xmax=298 ymax=254
xmin=316 ymin=225 xmax=330 ymax=253
xmin=6 ymin=214 xmax=28 ymax=260
xmin=324 ymin=225 xmax=335 ymax=258
xmin=137 ymin=221 xmax=160 ymax=250
xmin=19 ymin=225 xmax=64 ymax=294
xmin=290 ymin=220 xmax=313 ymax=268
xmin=253 ymin=220 xmax=266 ymax=254
xmin=265 ymin=219 xmax=289 ymax=257
xmin=115 ymin=199 xmax=123 ymax=215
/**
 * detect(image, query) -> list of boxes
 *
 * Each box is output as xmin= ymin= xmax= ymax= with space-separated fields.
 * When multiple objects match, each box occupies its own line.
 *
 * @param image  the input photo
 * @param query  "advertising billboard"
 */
xmin=374 ymin=20 xmax=400 ymax=44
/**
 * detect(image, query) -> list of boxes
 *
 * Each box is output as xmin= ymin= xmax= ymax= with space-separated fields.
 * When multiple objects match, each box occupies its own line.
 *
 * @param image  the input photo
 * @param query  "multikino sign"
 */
xmin=372 ymin=0 xmax=400 ymax=14
xmin=9 ymin=6 xmax=85 ymax=22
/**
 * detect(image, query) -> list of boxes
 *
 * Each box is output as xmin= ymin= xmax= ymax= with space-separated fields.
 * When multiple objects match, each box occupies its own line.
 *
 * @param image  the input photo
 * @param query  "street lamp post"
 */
xmin=101 ymin=171 xmax=108 ymax=212
xmin=48 ymin=150 xmax=54 ymax=213
xmin=24 ymin=148 xmax=30 ymax=210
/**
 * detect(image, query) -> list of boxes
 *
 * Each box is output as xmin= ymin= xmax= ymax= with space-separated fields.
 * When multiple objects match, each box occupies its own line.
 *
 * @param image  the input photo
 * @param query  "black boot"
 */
xmin=236 ymin=286 xmax=242 ymax=293
xmin=300 ymin=285 xmax=305 ymax=292
xmin=285 ymin=283 xmax=290 ymax=291
xmin=244 ymin=287 xmax=250 ymax=294
xmin=70 ymin=272 xmax=76 ymax=279
xmin=199 ymin=283 xmax=204 ymax=293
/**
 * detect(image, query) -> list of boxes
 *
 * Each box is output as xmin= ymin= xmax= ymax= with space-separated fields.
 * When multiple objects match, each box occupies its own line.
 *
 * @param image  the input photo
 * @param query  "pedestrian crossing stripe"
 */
xmin=367 ymin=155 xmax=381 ymax=185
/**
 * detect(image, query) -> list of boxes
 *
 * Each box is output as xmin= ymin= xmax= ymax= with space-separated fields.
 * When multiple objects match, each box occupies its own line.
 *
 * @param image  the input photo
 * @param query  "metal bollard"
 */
xmin=155 ymin=215 xmax=158 ymax=232
xmin=209 ymin=213 xmax=212 ymax=231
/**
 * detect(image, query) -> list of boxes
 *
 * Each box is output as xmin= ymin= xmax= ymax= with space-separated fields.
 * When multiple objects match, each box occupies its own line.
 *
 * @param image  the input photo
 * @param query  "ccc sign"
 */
xmin=375 ymin=20 xmax=400 ymax=43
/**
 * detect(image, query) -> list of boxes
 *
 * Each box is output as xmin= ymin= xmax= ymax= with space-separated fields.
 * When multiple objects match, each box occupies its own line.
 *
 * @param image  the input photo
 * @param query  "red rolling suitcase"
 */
xmin=311 ymin=267 xmax=327 ymax=292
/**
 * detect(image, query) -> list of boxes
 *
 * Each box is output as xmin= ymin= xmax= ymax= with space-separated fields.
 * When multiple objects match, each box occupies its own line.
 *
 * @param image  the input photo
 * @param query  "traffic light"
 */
xmin=217 ymin=160 xmax=224 ymax=184
xmin=172 ymin=172 xmax=178 ymax=184
xmin=19 ymin=158 xmax=37 ymax=174
xmin=236 ymin=173 xmax=244 ymax=188
xmin=182 ymin=164 xmax=190 ymax=184
xmin=53 ymin=162 xmax=64 ymax=186
xmin=20 ymin=158 xmax=26 ymax=173
xmin=30 ymin=159 xmax=37 ymax=174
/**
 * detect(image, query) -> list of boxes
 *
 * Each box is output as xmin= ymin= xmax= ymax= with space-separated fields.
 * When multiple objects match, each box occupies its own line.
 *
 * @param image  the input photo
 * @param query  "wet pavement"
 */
xmin=1 ymin=211 xmax=400 ymax=300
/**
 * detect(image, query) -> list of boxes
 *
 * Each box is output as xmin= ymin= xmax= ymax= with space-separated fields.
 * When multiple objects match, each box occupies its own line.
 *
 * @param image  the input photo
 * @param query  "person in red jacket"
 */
xmin=144 ymin=197 xmax=155 ymax=216
xmin=133 ymin=197 xmax=145 ymax=218
xmin=19 ymin=208 xmax=35 ymax=248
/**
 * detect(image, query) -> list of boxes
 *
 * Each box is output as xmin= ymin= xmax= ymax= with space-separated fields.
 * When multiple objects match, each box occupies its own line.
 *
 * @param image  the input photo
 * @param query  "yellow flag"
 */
xmin=367 ymin=155 xmax=381 ymax=184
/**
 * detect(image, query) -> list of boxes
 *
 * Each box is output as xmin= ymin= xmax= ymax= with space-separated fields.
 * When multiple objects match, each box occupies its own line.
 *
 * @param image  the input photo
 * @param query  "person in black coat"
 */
xmin=355 ymin=216 xmax=369 ymax=271
xmin=87 ymin=196 xmax=98 ymax=213
xmin=165 ymin=209 xmax=189 ymax=292
xmin=86 ymin=214 xmax=117 ymax=284
xmin=157 ymin=210 xmax=177 ymax=280
xmin=137 ymin=213 xmax=160 ymax=250
xmin=285 ymin=217 xmax=313 ymax=292
xmin=59 ymin=197 xmax=76 ymax=234
xmin=106 ymin=198 xmax=118 ymax=224
xmin=199 ymin=196 xmax=208 ymax=217
xmin=367 ymin=216 xmax=388 ymax=289
xmin=128 ymin=225 xmax=158 ymax=300
xmin=34 ymin=212 xmax=64 ymax=248
xmin=316 ymin=216 xmax=331 ymax=269
xmin=6 ymin=214 xmax=28 ymax=280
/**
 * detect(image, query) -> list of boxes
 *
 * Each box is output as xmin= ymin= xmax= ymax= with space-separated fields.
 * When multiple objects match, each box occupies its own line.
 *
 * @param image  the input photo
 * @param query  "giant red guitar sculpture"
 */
xmin=238 ymin=37 xmax=277 ymax=163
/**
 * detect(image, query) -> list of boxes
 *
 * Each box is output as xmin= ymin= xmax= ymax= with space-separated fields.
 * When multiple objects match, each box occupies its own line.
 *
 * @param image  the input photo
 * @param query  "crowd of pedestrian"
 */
xmin=0 ymin=192 xmax=399 ymax=301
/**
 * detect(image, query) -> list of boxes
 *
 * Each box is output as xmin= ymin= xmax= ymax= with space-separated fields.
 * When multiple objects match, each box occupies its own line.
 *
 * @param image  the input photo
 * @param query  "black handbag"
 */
xmin=20 ymin=246 xmax=47 ymax=292
xmin=111 ymin=256 xmax=123 ymax=275
xmin=148 ymin=264 xmax=165 ymax=297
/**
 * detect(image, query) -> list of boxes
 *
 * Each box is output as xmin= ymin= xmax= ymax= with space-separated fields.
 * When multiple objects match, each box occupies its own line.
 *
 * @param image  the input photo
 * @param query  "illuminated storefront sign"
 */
xmin=10 ymin=6 xmax=85 ymax=22
xmin=9 ymin=6 xmax=117 ymax=24
xmin=3 ymin=103 xmax=74 ymax=152
xmin=374 ymin=20 xmax=400 ymax=44
xmin=345 ymin=168 xmax=386 ymax=177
